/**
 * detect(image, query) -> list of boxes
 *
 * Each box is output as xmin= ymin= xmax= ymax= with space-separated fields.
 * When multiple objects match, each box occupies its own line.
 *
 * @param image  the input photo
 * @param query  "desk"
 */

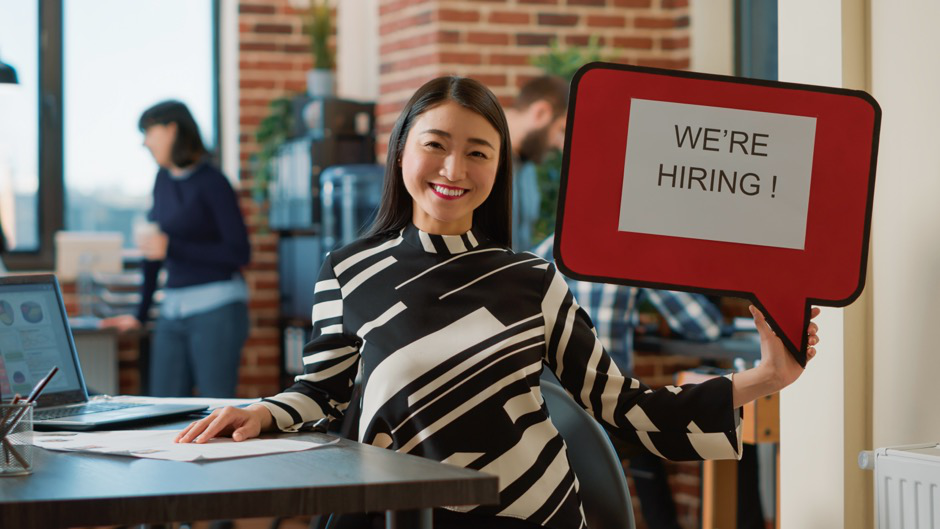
xmin=0 ymin=426 xmax=499 ymax=528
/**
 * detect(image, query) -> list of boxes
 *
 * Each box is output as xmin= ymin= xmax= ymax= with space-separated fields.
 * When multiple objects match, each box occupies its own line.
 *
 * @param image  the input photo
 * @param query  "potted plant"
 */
xmin=305 ymin=0 xmax=335 ymax=97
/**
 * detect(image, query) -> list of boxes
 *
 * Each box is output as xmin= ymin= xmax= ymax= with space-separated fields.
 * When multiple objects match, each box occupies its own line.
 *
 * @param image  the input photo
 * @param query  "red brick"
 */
xmin=635 ymin=15 xmax=690 ymax=29
xmin=469 ymin=74 xmax=508 ymax=87
xmin=467 ymin=31 xmax=511 ymax=45
xmin=613 ymin=0 xmax=651 ymax=6
xmin=660 ymin=36 xmax=690 ymax=50
xmin=254 ymin=23 xmax=294 ymax=34
xmin=239 ymin=3 xmax=276 ymax=14
xmin=516 ymin=33 xmax=554 ymax=46
xmin=436 ymin=8 xmax=480 ymax=23
xmin=587 ymin=14 xmax=625 ymax=28
xmin=564 ymin=35 xmax=607 ymax=46
xmin=567 ymin=0 xmax=606 ymax=5
xmin=438 ymin=51 xmax=483 ymax=65
xmin=662 ymin=0 xmax=689 ymax=7
xmin=489 ymin=11 xmax=530 ymax=24
xmin=613 ymin=36 xmax=654 ymax=49
xmin=239 ymin=79 xmax=278 ymax=89
xmin=538 ymin=13 xmax=579 ymax=26
xmin=520 ymin=0 xmax=558 ymax=3
xmin=240 ymin=41 xmax=278 ymax=52
xmin=489 ymin=52 xmax=531 ymax=66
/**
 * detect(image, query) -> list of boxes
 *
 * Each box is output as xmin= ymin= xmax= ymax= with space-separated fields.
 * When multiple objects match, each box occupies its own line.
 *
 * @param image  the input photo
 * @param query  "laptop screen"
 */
xmin=0 ymin=277 xmax=87 ymax=406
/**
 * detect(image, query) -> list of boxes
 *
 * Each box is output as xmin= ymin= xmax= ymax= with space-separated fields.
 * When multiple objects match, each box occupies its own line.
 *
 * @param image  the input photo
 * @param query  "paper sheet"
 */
xmin=33 ymin=430 xmax=339 ymax=462
xmin=96 ymin=395 xmax=261 ymax=412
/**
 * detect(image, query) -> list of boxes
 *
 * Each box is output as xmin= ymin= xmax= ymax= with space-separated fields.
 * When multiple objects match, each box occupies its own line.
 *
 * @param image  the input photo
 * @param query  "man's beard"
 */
xmin=518 ymin=126 xmax=551 ymax=164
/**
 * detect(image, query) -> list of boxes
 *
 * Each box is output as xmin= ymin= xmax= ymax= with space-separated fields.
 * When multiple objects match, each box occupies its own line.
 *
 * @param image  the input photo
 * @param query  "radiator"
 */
xmin=863 ymin=443 xmax=940 ymax=528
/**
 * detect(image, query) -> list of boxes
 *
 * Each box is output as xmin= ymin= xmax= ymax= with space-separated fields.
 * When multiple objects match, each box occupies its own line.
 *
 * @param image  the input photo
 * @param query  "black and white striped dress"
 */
xmin=260 ymin=224 xmax=742 ymax=529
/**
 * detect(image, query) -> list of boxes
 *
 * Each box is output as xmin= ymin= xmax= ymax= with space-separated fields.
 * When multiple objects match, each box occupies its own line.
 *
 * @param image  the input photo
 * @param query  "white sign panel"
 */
xmin=618 ymin=99 xmax=817 ymax=250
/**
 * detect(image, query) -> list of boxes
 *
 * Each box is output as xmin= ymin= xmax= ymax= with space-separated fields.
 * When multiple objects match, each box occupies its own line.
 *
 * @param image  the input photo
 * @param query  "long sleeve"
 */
xmin=641 ymin=288 xmax=724 ymax=342
xmin=259 ymin=256 xmax=361 ymax=432
xmin=135 ymin=259 xmax=163 ymax=323
xmin=165 ymin=174 xmax=250 ymax=269
xmin=540 ymin=262 xmax=741 ymax=461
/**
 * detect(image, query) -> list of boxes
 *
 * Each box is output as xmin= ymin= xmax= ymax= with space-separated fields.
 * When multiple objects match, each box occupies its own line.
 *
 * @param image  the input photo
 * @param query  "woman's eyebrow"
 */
xmin=421 ymin=129 xmax=496 ymax=150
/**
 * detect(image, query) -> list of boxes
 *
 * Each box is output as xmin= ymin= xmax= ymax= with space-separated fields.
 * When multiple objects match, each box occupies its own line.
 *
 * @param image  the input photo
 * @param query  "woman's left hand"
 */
xmin=751 ymin=304 xmax=820 ymax=392
xmin=138 ymin=231 xmax=169 ymax=260
xmin=731 ymin=305 xmax=820 ymax=408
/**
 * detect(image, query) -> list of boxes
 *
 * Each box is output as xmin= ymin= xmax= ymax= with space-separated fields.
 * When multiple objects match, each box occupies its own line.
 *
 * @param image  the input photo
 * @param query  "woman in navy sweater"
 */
xmin=101 ymin=100 xmax=250 ymax=398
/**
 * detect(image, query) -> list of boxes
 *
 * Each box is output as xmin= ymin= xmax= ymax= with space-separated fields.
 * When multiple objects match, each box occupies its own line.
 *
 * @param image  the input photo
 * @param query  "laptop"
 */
xmin=0 ymin=274 xmax=207 ymax=430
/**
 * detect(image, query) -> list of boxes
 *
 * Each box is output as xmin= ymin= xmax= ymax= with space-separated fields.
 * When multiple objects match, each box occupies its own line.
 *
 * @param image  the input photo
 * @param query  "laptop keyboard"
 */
xmin=35 ymin=401 xmax=148 ymax=420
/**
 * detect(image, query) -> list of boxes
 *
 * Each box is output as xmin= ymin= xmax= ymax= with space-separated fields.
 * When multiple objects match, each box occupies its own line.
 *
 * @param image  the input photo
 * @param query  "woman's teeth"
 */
xmin=434 ymin=185 xmax=466 ymax=197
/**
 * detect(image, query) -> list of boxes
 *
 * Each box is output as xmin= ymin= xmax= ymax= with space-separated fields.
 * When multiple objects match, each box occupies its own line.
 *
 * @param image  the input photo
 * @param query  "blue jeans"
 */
xmin=149 ymin=301 xmax=249 ymax=397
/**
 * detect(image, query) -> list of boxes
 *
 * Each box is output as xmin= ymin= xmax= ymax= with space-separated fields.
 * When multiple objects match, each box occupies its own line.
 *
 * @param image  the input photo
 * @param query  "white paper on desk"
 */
xmin=98 ymin=395 xmax=261 ymax=412
xmin=32 ymin=430 xmax=339 ymax=462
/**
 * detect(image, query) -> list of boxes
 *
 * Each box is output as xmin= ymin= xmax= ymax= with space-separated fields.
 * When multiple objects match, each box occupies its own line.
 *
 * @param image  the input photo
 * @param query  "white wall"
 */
xmin=336 ymin=0 xmax=379 ymax=101
xmin=690 ymin=0 xmax=734 ymax=75
xmin=220 ymin=0 xmax=239 ymax=182
xmin=870 ymin=0 xmax=940 ymax=448
xmin=777 ymin=1 xmax=848 ymax=527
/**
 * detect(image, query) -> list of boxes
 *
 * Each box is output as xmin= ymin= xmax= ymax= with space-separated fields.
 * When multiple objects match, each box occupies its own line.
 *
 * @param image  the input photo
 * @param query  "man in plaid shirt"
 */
xmin=531 ymin=235 xmax=725 ymax=529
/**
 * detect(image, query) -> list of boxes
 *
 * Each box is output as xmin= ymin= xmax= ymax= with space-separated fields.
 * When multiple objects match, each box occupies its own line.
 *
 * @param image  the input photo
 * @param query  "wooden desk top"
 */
xmin=0 ymin=430 xmax=499 ymax=527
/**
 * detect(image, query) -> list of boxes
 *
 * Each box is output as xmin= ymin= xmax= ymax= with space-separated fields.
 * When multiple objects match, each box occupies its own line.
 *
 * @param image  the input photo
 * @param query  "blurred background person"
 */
xmin=100 ymin=100 xmax=250 ymax=398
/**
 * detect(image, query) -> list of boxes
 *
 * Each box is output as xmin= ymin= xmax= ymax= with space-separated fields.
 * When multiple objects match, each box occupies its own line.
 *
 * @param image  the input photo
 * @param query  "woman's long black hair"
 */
xmin=366 ymin=76 xmax=513 ymax=247
xmin=138 ymin=100 xmax=208 ymax=168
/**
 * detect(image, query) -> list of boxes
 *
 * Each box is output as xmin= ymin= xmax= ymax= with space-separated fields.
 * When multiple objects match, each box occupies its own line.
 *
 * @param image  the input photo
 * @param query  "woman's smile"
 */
xmin=429 ymin=182 xmax=469 ymax=200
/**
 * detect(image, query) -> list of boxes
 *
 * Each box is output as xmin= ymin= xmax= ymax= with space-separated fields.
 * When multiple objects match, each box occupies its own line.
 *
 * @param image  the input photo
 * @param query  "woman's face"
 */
xmin=143 ymin=123 xmax=177 ymax=169
xmin=400 ymin=101 xmax=501 ymax=235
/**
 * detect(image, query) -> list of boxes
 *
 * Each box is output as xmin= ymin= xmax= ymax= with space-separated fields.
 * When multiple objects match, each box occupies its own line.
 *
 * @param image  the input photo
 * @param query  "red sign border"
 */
xmin=553 ymin=62 xmax=882 ymax=366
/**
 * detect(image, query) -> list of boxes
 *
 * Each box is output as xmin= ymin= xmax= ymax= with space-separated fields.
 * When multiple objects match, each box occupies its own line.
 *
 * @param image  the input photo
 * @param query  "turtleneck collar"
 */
xmin=403 ymin=223 xmax=486 ymax=255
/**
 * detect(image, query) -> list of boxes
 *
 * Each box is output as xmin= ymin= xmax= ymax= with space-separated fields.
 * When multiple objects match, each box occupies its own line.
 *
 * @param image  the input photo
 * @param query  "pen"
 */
xmin=0 ymin=366 xmax=58 ymax=440
xmin=1 ymin=394 xmax=21 ymax=466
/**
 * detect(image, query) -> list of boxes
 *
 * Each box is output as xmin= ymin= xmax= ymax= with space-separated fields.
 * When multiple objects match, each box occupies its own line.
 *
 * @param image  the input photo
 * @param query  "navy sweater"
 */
xmin=136 ymin=162 xmax=251 ymax=322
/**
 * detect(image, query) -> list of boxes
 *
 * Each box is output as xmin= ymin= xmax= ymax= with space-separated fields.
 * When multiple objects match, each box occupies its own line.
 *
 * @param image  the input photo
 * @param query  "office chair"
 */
xmin=541 ymin=380 xmax=636 ymax=529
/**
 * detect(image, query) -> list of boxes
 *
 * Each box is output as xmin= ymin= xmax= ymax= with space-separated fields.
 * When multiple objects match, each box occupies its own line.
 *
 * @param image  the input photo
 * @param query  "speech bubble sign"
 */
xmin=555 ymin=63 xmax=880 ymax=366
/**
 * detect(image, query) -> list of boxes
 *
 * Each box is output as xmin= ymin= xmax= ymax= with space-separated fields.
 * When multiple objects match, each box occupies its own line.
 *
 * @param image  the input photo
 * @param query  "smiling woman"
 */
xmin=174 ymin=77 xmax=820 ymax=529
xmin=401 ymin=101 xmax=501 ymax=235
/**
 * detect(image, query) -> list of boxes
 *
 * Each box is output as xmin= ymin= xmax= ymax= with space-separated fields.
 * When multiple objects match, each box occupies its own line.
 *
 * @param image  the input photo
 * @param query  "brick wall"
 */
xmin=377 ymin=0 xmax=691 ymax=155
xmin=236 ymin=0 xmax=325 ymax=397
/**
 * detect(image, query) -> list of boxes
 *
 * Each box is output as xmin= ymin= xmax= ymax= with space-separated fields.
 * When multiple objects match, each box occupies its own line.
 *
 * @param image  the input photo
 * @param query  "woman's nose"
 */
xmin=440 ymin=154 xmax=464 ymax=181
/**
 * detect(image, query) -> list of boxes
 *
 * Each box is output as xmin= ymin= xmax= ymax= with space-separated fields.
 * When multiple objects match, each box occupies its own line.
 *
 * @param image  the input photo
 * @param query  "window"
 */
xmin=2 ymin=0 xmax=219 ymax=269
xmin=64 ymin=0 xmax=217 ymax=246
xmin=0 ymin=0 xmax=40 ymax=253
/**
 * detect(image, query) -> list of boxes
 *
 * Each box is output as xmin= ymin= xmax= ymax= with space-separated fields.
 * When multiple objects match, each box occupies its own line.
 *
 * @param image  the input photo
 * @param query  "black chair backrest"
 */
xmin=541 ymin=381 xmax=636 ymax=529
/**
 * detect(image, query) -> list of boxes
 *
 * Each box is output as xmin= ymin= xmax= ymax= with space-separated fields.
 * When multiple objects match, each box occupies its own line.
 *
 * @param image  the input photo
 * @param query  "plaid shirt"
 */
xmin=531 ymin=236 xmax=724 ymax=375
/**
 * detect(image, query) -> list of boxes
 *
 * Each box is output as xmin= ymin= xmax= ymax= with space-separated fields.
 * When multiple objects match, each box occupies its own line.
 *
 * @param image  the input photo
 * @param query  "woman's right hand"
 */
xmin=174 ymin=404 xmax=275 ymax=444
xmin=98 ymin=315 xmax=142 ymax=332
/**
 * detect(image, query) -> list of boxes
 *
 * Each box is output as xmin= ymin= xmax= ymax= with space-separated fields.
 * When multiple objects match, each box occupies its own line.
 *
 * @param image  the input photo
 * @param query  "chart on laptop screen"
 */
xmin=0 ymin=284 xmax=80 ymax=398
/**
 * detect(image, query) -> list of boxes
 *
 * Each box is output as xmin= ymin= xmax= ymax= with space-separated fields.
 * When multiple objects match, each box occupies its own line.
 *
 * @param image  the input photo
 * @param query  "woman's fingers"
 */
xmin=176 ymin=416 xmax=213 ymax=443
xmin=174 ymin=421 xmax=198 ymax=443
xmin=176 ymin=409 xmax=226 ymax=443
xmin=194 ymin=410 xmax=237 ymax=444
xmin=748 ymin=305 xmax=776 ymax=339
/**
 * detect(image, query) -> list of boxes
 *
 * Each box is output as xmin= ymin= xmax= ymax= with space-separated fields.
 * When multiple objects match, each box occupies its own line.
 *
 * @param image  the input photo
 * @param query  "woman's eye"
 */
xmin=469 ymin=151 xmax=488 ymax=159
xmin=424 ymin=142 xmax=443 ymax=150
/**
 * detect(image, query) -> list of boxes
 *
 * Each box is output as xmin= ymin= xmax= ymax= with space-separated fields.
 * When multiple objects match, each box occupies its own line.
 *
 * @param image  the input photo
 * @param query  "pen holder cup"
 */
xmin=0 ymin=402 xmax=34 ymax=476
